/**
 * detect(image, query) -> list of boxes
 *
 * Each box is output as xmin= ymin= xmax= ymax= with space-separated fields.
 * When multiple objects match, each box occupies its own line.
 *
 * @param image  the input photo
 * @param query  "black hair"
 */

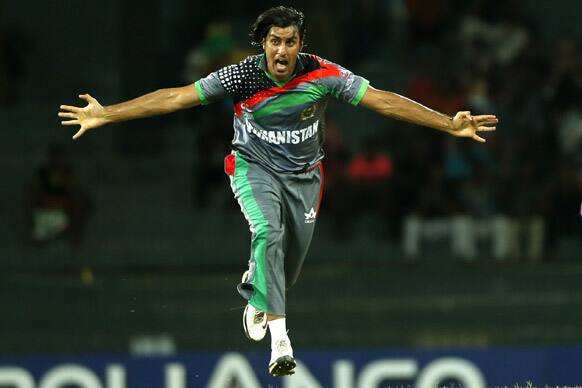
xmin=249 ymin=6 xmax=306 ymax=47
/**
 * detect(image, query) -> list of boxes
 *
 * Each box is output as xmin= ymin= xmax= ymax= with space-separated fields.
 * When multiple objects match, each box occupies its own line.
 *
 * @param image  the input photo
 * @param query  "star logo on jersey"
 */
xmin=304 ymin=207 xmax=317 ymax=223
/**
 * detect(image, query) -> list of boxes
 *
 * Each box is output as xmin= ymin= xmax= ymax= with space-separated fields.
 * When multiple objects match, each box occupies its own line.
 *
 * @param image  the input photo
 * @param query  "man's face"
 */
xmin=263 ymin=25 xmax=302 ymax=82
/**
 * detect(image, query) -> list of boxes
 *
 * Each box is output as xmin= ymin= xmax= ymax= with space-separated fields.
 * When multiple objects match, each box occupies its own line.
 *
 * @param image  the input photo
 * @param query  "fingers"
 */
xmin=458 ymin=112 xmax=499 ymax=125
xmin=453 ymin=111 xmax=497 ymax=142
xmin=474 ymin=114 xmax=497 ymax=120
xmin=59 ymin=96 xmax=94 ymax=140
xmin=60 ymin=104 xmax=81 ymax=113
xmin=79 ymin=94 xmax=97 ymax=104
xmin=58 ymin=112 xmax=77 ymax=119
xmin=456 ymin=111 xmax=472 ymax=121
xmin=60 ymin=93 xmax=97 ymax=114
xmin=457 ymin=111 xmax=478 ymax=129
xmin=474 ymin=115 xmax=498 ymax=125
xmin=472 ymin=134 xmax=486 ymax=143
xmin=61 ymin=119 xmax=80 ymax=126
xmin=72 ymin=128 xmax=86 ymax=140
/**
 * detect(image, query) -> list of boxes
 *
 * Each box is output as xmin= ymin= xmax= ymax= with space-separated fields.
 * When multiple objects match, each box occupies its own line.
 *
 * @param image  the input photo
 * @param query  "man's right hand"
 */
xmin=59 ymin=94 xmax=109 ymax=140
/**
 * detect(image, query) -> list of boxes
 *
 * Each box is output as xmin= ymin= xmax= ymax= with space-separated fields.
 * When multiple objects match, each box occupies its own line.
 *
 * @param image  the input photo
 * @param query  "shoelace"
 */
xmin=253 ymin=310 xmax=265 ymax=324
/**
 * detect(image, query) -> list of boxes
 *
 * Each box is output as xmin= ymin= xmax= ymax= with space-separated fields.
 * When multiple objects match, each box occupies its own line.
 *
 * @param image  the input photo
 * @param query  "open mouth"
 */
xmin=274 ymin=58 xmax=289 ymax=72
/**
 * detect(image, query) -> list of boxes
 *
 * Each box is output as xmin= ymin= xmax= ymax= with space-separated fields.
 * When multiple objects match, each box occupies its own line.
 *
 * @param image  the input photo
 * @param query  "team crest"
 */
xmin=300 ymin=105 xmax=316 ymax=121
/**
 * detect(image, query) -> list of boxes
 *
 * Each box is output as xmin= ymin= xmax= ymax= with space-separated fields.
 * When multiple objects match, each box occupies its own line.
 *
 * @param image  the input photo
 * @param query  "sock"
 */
xmin=268 ymin=318 xmax=288 ymax=341
xmin=269 ymin=318 xmax=293 ymax=360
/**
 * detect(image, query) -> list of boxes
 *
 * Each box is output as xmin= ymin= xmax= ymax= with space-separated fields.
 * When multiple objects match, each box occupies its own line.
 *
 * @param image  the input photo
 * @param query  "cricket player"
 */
xmin=58 ymin=6 xmax=498 ymax=377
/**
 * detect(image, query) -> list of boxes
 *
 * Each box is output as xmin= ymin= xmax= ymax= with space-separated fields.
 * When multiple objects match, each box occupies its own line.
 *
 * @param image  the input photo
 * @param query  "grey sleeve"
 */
xmin=319 ymin=59 xmax=370 ymax=106
xmin=194 ymin=64 xmax=240 ymax=105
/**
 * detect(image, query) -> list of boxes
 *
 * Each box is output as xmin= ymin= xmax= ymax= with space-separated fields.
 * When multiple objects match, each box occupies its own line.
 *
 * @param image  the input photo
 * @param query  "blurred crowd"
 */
xmin=392 ymin=0 xmax=582 ymax=261
xmin=185 ymin=0 xmax=581 ymax=261
xmin=4 ymin=0 xmax=579 ymax=261
xmin=27 ymin=145 xmax=92 ymax=249
xmin=0 ymin=27 xmax=27 ymax=105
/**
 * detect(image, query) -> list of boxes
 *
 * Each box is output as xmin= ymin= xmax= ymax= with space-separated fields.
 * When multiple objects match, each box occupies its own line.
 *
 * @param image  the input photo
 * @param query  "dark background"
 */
xmin=0 ymin=0 xmax=581 ymax=355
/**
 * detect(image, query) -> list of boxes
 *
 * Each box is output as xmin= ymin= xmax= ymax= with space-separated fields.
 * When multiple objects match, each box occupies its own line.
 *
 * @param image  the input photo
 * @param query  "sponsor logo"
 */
xmin=245 ymin=120 xmax=319 ymax=145
xmin=304 ymin=207 xmax=317 ymax=223
xmin=0 ymin=355 xmax=487 ymax=388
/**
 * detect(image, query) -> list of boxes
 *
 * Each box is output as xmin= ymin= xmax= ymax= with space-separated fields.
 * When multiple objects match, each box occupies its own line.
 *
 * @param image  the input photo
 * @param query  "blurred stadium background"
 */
xmin=0 ymin=0 xmax=581 ymax=386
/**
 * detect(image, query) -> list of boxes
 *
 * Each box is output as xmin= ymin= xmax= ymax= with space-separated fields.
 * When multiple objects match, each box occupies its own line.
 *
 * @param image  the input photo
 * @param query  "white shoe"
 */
xmin=241 ymin=271 xmax=268 ymax=341
xmin=269 ymin=337 xmax=296 ymax=377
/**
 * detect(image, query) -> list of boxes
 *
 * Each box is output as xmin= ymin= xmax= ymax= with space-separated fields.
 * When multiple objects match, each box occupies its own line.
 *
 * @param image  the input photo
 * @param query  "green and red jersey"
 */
xmin=195 ymin=53 xmax=369 ymax=173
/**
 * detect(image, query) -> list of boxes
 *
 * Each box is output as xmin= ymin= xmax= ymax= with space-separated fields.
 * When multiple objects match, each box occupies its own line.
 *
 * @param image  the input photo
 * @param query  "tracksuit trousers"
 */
xmin=225 ymin=151 xmax=324 ymax=315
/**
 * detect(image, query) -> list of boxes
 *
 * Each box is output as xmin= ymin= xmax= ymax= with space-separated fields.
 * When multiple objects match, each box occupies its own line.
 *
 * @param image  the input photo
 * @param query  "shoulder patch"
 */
xmin=217 ymin=65 xmax=241 ymax=95
xmin=218 ymin=55 xmax=272 ymax=101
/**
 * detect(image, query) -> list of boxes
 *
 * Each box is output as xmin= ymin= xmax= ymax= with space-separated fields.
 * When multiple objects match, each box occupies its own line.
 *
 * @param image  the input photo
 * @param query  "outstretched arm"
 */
xmin=58 ymin=84 xmax=201 ymax=140
xmin=359 ymin=86 xmax=497 ymax=143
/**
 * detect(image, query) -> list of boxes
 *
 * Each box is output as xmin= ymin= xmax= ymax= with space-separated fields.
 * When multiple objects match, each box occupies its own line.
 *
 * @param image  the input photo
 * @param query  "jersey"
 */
xmin=194 ymin=53 xmax=369 ymax=173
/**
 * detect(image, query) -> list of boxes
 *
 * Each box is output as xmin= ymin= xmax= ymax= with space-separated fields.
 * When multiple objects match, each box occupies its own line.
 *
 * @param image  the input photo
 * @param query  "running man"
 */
xmin=58 ymin=6 xmax=498 ymax=377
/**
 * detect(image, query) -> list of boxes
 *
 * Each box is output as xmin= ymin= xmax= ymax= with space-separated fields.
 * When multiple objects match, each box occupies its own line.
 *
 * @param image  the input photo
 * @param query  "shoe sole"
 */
xmin=269 ymin=355 xmax=296 ymax=377
xmin=241 ymin=271 xmax=267 ymax=341
xmin=241 ymin=271 xmax=253 ymax=341
xmin=242 ymin=304 xmax=267 ymax=341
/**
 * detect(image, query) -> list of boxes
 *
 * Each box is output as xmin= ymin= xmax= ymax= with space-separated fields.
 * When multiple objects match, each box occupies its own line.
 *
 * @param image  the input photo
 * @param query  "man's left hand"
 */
xmin=449 ymin=111 xmax=498 ymax=143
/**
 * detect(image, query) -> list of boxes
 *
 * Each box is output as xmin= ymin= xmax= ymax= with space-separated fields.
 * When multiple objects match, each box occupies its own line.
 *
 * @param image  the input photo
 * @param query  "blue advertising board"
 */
xmin=1 ymin=346 xmax=581 ymax=387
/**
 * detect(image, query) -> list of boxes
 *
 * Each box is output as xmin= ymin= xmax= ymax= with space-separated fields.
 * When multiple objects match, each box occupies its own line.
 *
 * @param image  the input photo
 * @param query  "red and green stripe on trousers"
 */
xmin=227 ymin=151 xmax=325 ymax=315
xmin=228 ymin=152 xmax=269 ymax=312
